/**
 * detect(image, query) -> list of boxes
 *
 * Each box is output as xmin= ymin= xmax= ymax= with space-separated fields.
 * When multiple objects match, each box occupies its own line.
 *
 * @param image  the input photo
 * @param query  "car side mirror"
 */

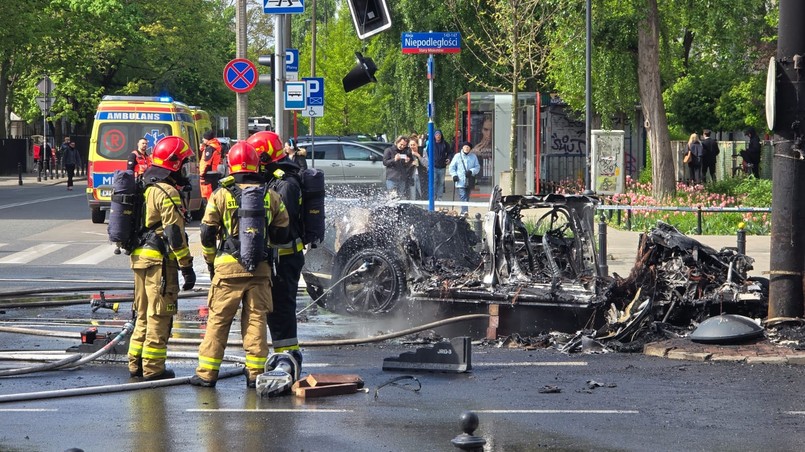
xmin=369 ymin=154 xmax=379 ymax=162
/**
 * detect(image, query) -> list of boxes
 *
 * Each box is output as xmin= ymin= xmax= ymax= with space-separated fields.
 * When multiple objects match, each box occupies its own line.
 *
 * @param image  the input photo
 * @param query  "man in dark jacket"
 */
xmin=700 ymin=129 xmax=720 ymax=183
xmin=740 ymin=127 xmax=761 ymax=178
xmin=383 ymin=135 xmax=413 ymax=198
xmin=431 ymin=130 xmax=451 ymax=201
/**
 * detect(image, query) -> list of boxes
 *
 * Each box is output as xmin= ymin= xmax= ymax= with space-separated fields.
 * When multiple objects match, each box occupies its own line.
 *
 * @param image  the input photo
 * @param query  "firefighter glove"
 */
xmin=181 ymin=266 xmax=196 ymax=290
xmin=453 ymin=175 xmax=460 ymax=182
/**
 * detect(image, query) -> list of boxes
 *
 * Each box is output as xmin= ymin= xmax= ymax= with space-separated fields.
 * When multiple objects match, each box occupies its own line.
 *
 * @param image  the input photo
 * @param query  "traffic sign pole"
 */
xmin=402 ymin=32 xmax=461 ymax=211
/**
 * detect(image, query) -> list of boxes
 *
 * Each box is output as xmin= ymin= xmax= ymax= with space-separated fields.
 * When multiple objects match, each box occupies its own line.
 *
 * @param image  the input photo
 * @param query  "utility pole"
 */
xmin=274 ymin=16 xmax=286 ymax=139
xmin=236 ymin=0 xmax=248 ymax=140
xmin=769 ymin=0 xmax=805 ymax=319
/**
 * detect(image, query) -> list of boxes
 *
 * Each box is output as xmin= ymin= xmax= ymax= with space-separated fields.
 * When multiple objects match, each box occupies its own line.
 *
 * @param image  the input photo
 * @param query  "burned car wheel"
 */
xmin=329 ymin=247 xmax=406 ymax=316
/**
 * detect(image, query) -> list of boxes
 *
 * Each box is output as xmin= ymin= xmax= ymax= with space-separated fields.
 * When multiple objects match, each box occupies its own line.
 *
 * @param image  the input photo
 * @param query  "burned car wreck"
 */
xmin=302 ymin=189 xmax=768 ymax=343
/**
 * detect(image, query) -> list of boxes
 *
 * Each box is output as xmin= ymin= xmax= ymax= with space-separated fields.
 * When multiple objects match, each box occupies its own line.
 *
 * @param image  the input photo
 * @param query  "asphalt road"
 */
xmin=2 ymin=179 xmax=804 ymax=452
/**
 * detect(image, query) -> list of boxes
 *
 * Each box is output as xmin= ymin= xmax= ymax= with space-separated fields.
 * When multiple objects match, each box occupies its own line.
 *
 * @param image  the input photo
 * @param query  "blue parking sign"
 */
xmin=303 ymin=77 xmax=324 ymax=117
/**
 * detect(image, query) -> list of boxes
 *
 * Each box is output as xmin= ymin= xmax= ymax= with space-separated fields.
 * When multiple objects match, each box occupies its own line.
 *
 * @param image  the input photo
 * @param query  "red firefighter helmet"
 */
xmin=246 ymin=131 xmax=284 ymax=164
xmin=151 ymin=136 xmax=192 ymax=172
xmin=227 ymin=142 xmax=260 ymax=174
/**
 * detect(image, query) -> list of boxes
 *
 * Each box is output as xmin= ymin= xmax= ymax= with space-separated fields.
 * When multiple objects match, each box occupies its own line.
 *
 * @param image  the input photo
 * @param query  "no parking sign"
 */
xmin=223 ymin=58 xmax=258 ymax=93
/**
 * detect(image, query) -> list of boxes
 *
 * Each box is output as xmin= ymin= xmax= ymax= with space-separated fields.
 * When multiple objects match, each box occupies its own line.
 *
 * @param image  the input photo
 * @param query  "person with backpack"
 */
xmin=247 ymin=130 xmax=306 ymax=395
xmin=190 ymin=142 xmax=290 ymax=389
xmin=127 ymin=136 xmax=196 ymax=382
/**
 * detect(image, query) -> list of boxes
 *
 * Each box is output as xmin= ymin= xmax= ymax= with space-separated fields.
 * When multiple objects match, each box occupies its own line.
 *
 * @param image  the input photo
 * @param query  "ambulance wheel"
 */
xmin=91 ymin=208 xmax=106 ymax=224
xmin=330 ymin=246 xmax=406 ymax=316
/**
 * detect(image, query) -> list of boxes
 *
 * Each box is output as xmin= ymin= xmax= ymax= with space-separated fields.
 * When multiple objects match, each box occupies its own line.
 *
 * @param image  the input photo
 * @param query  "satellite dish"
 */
xmin=765 ymin=57 xmax=776 ymax=132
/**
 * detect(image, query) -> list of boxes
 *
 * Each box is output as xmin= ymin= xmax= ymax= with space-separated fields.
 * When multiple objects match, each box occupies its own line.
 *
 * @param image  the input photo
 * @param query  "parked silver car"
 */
xmin=295 ymin=138 xmax=389 ymax=193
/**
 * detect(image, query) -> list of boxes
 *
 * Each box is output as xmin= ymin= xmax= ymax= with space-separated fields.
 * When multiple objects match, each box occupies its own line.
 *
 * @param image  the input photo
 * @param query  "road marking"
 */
xmin=476 ymin=409 xmax=639 ymax=414
xmin=474 ymin=362 xmax=588 ymax=367
xmin=0 ymin=408 xmax=58 ymax=412
xmin=64 ymin=244 xmax=119 ymax=265
xmin=785 ymin=411 xmax=805 ymax=415
xmin=0 ymin=278 xmax=132 ymax=284
xmin=0 ymin=243 xmax=68 ymax=264
xmin=187 ymin=408 xmax=353 ymax=413
xmin=0 ymin=194 xmax=81 ymax=210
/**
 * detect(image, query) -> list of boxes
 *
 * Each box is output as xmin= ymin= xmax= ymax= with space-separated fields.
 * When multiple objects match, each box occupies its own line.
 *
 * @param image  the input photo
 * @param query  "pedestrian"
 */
xmin=449 ymin=141 xmax=481 ymax=215
xmin=285 ymin=138 xmax=307 ymax=171
xmin=127 ymin=138 xmax=151 ymax=177
xmin=740 ymin=127 xmax=761 ymax=178
xmin=62 ymin=141 xmax=82 ymax=191
xmin=199 ymin=130 xmax=223 ymax=200
xmin=127 ymin=136 xmax=196 ymax=382
xmin=685 ymin=133 xmax=704 ymax=184
xmin=32 ymin=140 xmax=42 ymax=174
xmin=431 ymin=130 xmax=451 ymax=201
xmin=190 ymin=142 xmax=290 ymax=389
xmin=248 ymin=131 xmax=305 ymax=394
xmin=408 ymin=137 xmax=428 ymax=200
xmin=59 ymin=137 xmax=71 ymax=177
xmin=383 ymin=135 xmax=413 ymax=198
xmin=42 ymin=140 xmax=54 ymax=178
xmin=700 ymin=129 xmax=720 ymax=183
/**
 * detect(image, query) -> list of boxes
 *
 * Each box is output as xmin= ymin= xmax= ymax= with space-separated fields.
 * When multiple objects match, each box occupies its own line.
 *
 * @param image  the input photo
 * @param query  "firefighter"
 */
xmin=247 ymin=130 xmax=304 ymax=391
xmin=190 ymin=142 xmax=290 ymax=388
xmin=199 ymin=130 xmax=223 ymax=200
xmin=127 ymin=138 xmax=151 ymax=177
xmin=127 ymin=136 xmax=196 ymax=381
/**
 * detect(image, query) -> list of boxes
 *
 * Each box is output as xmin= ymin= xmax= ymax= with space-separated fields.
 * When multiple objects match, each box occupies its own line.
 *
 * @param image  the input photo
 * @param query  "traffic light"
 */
xmin=342 ymin=52 xmax=378 ymax=93
xmin=346 ymin=0 xmax=392 ymax=40
xmin=258 ymin=54 xmax=274 ymax=91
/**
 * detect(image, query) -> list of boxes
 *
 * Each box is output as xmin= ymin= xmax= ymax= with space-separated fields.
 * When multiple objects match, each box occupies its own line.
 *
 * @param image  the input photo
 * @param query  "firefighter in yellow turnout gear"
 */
xmin=191 ymin=142 xmax=289 ymax=388
xmin=127 ymin=136 xmax=196 ymax=381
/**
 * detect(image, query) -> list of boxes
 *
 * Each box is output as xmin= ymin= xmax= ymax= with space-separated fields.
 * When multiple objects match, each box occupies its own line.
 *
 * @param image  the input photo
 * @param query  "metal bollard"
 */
xmin=626 ymin=208 xmax=632 ymax=231
xmin=473 ymin=213 xmax=483 ymax=243
xmin=737 ymin=222 xmax=746 ymax=255
xmin=696 ymin=206 xmax=703 ymax=235
xmin=451 ymin=411 xmax=486 ymax=451
xmin=17 ymin=162 xmax=22 ymax=186
xmin=597 ymin=213 xmax=609 ymax=277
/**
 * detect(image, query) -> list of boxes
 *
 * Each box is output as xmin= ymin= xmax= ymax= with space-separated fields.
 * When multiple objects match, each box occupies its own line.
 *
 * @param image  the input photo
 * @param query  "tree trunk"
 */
xmin=637 ymin=0 xmax=675 ymax=199
xmin=0 ymin=59 xmax=9 ymax=139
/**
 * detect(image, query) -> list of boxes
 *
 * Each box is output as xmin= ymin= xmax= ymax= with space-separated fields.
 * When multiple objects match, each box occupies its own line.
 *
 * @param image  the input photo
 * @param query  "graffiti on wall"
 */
xmin=547 ymin=108 xmax=585 ymax=155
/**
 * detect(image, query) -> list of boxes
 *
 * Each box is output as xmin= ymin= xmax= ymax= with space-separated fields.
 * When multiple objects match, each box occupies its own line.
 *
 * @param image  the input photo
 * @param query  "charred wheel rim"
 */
xmin=339 ymin=248 xmax=404 ymax=315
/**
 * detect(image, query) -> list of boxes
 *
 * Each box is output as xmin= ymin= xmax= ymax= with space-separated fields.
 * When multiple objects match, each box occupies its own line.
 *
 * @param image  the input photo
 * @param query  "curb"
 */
xmin=644 ymin=338 xmax=805 ymax=365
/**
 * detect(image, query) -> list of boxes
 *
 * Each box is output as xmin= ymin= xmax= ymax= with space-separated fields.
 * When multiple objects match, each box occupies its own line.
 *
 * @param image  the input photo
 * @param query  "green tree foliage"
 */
xmin=5 ymin=0 xmax=235 ymax=137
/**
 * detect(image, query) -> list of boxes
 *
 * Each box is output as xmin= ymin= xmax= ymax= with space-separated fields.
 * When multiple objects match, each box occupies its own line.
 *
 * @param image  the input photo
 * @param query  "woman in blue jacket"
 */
xmin=449 ymin=141 xmax=480 ymax=215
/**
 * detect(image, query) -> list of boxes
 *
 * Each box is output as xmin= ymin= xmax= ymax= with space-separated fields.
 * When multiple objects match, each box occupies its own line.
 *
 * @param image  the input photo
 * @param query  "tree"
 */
xmin=445 ymin=0 xmax=559 ymax=194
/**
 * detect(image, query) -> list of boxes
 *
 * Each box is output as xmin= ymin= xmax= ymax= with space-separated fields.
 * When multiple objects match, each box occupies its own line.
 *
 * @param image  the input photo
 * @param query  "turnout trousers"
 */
xmin=128 ymin=262 xmax=179 ymax=378
xmin=196 ymin=275 xmax=272 ymax=382
xmin=268 ymin=251 xmax=304 ymax=357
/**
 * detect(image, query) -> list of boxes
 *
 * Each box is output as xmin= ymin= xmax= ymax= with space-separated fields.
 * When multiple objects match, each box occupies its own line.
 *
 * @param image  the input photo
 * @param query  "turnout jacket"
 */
xmin=201 ymin=181 xmax=289 ymax=278
xmin=130 ymin=181 xmax=193 ymax=270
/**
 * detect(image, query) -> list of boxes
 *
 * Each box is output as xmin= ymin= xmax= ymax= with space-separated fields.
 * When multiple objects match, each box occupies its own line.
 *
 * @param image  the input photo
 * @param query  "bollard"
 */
xmin=451 ymin=411 xmax=486 ymax=451
xmin=17 ymin=162 xmax=22 ymax=186
xmin=473 ymin=213 xmax=483 ymax=243
xmin=626 ymin=208 xmax=632 ymax=231
xmin=696 ymin=206 xmax=703 ymax=235
xmin=37 ymin=161 xmax=41 ymax=182
xmin=737 ymin=222 xmax=746 ymax=255
xmin=597 ymin=213 xmax=609 ymax=277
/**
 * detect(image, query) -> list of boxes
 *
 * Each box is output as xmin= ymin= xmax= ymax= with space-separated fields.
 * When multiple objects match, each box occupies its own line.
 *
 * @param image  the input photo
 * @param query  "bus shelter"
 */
xmin=455 ymin=92 xmax=541 ymax=197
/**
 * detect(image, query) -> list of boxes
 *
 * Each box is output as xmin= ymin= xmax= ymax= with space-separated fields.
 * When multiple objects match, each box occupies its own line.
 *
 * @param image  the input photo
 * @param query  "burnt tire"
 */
xmin=91 ymin=207 xmax=106 ymax=224
xmin=329 ymin=246 xmax=406 ymax=316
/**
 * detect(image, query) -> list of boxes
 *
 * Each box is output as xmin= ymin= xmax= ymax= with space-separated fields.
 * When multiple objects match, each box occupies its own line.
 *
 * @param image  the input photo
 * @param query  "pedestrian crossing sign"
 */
xmin=264 ymin=0 xmax=304 ymax=14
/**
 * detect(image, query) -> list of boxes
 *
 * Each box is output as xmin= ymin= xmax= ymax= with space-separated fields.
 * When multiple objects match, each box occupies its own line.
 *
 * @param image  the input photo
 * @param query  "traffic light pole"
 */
xmin=274 ymin=15 xmax=286 ymax=139
xmin=236 ymin=0 xmax=248 ymax=140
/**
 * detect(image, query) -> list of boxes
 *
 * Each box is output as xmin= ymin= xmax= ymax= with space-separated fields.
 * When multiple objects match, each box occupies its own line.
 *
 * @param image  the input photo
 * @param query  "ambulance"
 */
xmin=86 ymin=95 xmax=204 ymax=224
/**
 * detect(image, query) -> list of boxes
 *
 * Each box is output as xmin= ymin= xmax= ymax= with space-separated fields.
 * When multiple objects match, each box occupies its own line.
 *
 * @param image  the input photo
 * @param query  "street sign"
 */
xmin=302 ymin=77 xmax=324 ymax=117
xmin=35 ymin=96 xmax=55 ymax=111
xmin=401 ymin=32 xmax=461 ymax=54
xmin=37 ymin=76 xmax=55 ymax=94
xmin=286 ymin=48 xmax=299 ymax=81
xmin=284 ymin=81 xmax=306 ymax=110
xmin=264 ymin=0 xmax=304 ymax=14
xmin=223 ymin=58 xmax=258 ymax=93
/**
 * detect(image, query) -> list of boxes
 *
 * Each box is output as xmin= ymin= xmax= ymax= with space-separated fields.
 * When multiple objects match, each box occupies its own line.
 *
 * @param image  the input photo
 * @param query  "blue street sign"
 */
xmin=284 ymin=81 xmax=306 ymax=110
xmin=303 ymin=77 xmax=324 ymax=117
xmin=286 ymin=49 xmax=299 ymax=73
xmin=401 ymin=32 xmax=461 ymax=54
xmin=264 ymin=0 xmax=304 ymax=14
xmin=223 ymin=58 xmax=258 ymax=93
